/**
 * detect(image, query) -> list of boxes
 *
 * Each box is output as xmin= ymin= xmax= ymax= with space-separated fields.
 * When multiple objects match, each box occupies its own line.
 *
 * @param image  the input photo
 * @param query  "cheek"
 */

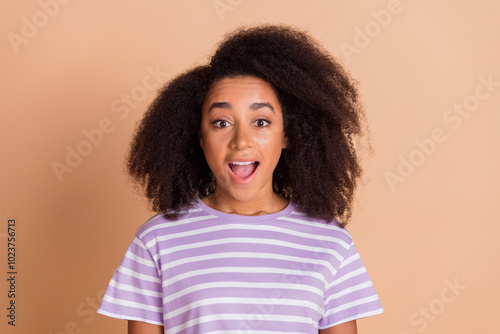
xmin=203 ymin=131 xmax=225 ymax=149
xmin=200 ymin=130 xmax=226 ymax=165
xmin=253 ymin=132 xmax=273 ymax=146
xmin=255 ymin=129 xmax=285 ymax=158
xmin=200 ymin=123 xmax=217 ymax=148
xmin=255 ymin=123 xmax=284 ymax=145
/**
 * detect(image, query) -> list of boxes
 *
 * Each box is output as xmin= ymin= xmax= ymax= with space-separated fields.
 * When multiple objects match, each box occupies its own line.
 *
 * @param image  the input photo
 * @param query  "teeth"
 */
xmin=230 ymin=161 xmax=257 ymax=165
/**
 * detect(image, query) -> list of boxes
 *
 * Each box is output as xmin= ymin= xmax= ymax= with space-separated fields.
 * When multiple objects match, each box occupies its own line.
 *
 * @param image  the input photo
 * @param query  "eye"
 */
xmin=254 ymin=119 xmax=271 ymax=127
xmin=212 ymin=119 xmax=230 ymax=128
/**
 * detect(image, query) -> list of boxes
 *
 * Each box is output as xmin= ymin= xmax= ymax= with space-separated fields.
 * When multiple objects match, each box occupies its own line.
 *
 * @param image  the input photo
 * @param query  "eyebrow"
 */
xmin=207 ymin=102 xmax=275 ymax=114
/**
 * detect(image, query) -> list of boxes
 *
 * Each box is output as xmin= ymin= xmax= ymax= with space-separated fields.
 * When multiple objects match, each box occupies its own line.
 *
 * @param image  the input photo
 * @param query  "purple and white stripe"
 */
xmin=98 ymin=198 xmax=383 ymax=332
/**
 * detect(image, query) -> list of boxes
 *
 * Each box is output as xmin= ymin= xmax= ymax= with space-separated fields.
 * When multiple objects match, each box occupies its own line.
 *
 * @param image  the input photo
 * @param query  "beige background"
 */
xmin=1 ymin=0 xmax=499 ymax=333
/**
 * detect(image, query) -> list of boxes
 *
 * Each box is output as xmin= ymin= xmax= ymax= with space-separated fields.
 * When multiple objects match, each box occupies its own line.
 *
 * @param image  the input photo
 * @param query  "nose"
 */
xmin=230 ymin=123 xmax=252 ymax=150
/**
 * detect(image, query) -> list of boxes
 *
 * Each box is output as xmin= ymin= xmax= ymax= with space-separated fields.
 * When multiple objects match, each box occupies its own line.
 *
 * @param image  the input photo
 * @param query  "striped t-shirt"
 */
xmin=97 ymin=198 xmax=383 ymax=332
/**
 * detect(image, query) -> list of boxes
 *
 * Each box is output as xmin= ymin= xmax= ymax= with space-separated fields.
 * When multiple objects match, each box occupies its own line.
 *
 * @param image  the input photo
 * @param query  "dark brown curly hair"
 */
xmin=127 ymin=24 xmax=369 ymax=227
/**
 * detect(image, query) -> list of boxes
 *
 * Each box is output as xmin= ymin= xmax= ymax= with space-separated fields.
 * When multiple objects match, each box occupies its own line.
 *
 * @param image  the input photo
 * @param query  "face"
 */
xmin=199 ymin=76 xmax=287 ymax=204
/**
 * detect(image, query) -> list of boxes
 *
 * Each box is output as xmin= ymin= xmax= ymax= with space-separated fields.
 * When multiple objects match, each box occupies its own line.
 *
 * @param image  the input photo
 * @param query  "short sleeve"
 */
xmin=97 ymin=235 xmax=164 ymax=326
xmin=318 ymin=241 xmax=384 ymax=328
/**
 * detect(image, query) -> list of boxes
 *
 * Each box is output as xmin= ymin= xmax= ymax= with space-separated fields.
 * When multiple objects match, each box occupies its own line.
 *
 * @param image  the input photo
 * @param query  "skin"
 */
xmin=320 ymin=320 xmax=358 ymax=334
xmin=128 ymin=320 xmax=163 ymax=333
xmin=199 ymin=75 xmax=289 ymax=215
xmin=127 ymin=319 xmax=357 ymax=333
xmin=127 ymin=319 xmax=357 ymax=334
xmin=127 ymin=75 xmax=358 ymax=334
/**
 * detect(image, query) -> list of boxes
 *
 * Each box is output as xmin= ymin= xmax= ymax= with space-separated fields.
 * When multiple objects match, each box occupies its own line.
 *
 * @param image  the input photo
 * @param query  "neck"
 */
xmin=202 ymin=190 xmax=288 ymax=216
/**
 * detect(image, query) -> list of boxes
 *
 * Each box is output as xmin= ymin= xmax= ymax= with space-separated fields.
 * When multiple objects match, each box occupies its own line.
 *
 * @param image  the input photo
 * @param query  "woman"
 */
xmin=98 ymin=24 xmax=383 ymax=333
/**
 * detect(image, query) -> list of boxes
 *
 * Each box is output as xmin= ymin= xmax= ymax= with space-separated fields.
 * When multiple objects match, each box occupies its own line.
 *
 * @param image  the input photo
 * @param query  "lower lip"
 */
xmin=227 ymin=163 xmax=259 ymax=185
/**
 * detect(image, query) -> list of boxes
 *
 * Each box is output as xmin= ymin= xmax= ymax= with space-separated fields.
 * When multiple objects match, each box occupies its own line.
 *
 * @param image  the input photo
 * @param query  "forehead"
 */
xmin=204 ymin=76 xmax=280 ymax=104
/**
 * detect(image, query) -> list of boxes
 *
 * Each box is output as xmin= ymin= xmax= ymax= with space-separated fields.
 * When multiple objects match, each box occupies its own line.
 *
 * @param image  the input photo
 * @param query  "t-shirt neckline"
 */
xmin=196 ymin=197 xmax=296 ymax=223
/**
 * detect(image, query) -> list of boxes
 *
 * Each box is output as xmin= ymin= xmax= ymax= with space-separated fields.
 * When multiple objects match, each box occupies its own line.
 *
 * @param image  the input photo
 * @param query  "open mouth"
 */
xmin=228 ymin=161 xmax=259 ymax=180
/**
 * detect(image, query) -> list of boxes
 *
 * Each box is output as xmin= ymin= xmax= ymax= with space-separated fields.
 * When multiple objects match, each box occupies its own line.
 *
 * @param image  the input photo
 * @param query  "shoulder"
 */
xmin=133 ymin=200 xmax=211 ymax=244
xmin=285 ymin=202 xmax=354 ymax=249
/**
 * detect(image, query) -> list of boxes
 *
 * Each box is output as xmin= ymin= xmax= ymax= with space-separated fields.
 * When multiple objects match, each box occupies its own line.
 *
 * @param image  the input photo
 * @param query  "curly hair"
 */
xmin=127 ymin=24 xmax=368 ymax=227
